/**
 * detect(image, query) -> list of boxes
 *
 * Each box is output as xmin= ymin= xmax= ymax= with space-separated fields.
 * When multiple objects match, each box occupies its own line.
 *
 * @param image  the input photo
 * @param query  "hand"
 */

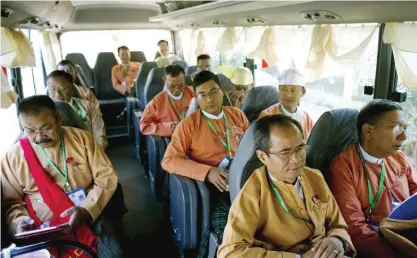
xmin=312 ymin=236 xmax=344 ymax=258
xmin=171 ymin=122 xmax=179 ymax=132
xmin=301 ymin=249 xmax=315 ymax=258
xmin=206 ymin=168 xmax=229 ymax=192
xmin=15 ymin=217 xmax=36 ymax=235
xmin=60 ymin=206 xmax=92 ymax=233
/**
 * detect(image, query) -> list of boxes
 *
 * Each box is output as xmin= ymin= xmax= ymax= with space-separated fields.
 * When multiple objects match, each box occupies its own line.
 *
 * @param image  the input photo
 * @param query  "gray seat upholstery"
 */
xmin=65 ymin=53 xmax=94 ymax=87
xmin=130 ymin=51 xmax=147 ymax=63
xmin=185 ymin=75 xmax=193 ymax=86
xmin=55 ymin=101 xmax=88 ymax=131
xmin=173 ymin=60 xmax=188 ymax=70
xmin=228 ymin=122 xmax=263 ymax=202
xmin=306 ymin=108 xmax=359 ymax=181
xmin=216 ymin=73 xmax=234 ymax=93
xmin=74 ymin=65 xmax=90 ymax=88
xmin=241 ymin=86 xmax=279 ymax=123
xmin=135 ymin=62 xmax=158 ymax=110
xmin=185 ymin=66 xmax=197 ymax=76
xmin=144 ymin=68 xmax=165 ymax=104
xmin=93 ymin=52 xmax=120 ymax=100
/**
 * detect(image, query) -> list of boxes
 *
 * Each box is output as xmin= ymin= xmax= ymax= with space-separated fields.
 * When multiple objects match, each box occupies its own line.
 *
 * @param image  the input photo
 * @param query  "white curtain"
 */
xmin=305 ymin=24 xmax=379 ymax=81
xmin=1 ymin=69 xmax=18 ymax=109
xmin=384 ymin=22 xmax=417 ymax=91
xmin=40 ymin=31 xmax=63 ymax=74
xmin=216 ymin=27 xmax=240 ymax=54
xmin=1 ymin=27 xmax=36 ymax=68
xmin=247 ymin=27 xmax=279 ymax=66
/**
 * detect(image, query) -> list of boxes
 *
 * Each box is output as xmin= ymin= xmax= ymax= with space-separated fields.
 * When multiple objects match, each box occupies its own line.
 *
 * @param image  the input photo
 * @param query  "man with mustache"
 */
xmin=47 ymin=70 xmax=107 ymax=150
xmin=227 ymin=67 xmax=254 ymax=109
xmin=329 ymin=99 xmax=417 ymax=258
xmin=140 ymin=65 xmax=193 ymax=137
xmin=1 ymin=95 xmax=123 ymax=257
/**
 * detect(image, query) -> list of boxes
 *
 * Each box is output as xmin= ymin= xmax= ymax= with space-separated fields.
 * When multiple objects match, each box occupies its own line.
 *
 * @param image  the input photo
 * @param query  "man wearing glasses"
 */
xmin=140 ymin=65 xmax=193 ymax=137
xmin=1 ymin=95 xmax=123 ymax=257
xmin=162 ymin=71 xmax=250 ymax=258
xmin=219 ymin=114 xmax=354 ymax=258
xmin=47 ymin=70 xmax=107 ymax=150
xmin=329 ymin=99 xmax=417 ymax=258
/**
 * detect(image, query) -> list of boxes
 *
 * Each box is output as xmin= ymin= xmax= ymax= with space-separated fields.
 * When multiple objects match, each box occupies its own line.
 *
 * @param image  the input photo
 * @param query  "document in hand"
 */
xmin=388 ymin=193 xmax=417 ymax=220
xmin=14 ymin=222 xmax=70 ymax=239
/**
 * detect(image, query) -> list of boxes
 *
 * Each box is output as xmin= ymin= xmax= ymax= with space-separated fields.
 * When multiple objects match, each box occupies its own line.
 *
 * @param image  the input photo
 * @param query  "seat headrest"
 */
xmin=229 ymin=122 xmax=263 ymax=202
xmin=130 ymin=51 xmax=147 ymax=63
xmin=55 ymin=101 xmax=87 ymax=130
xmin=306 ymin=108 xmax=359 ymax=180
xmin=185 ymin=66 xmax=197 ymax=76
xmin=241 ymin=86 xmax=279 ymax=122
xmin=65 ymin=53 xmax=94 ymax=86
xmin=74 ymin=65 xmax=89 ymax=87
xmin=172 ymin=60 xmax=188 ymax=70
xmin=144 ymin=67 xmax=165 ymax=104
xmin=93 ymin=52 xmax=119 ymax=100
xmin=135 ymin=62 xmax=158 ymax=109
xmin=216 ymin=73 xmax=234 ymax=93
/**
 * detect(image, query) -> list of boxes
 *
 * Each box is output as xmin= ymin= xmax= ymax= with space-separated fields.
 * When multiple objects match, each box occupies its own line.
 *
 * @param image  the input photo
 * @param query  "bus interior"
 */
xmin=1 ymin=1 xmax=416 ymax=257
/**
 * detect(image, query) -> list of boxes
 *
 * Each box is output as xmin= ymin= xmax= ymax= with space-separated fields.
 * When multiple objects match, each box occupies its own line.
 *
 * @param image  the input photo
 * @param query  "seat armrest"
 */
xmin=170 ymin=174 xmax=199 ymax=250
xmin=147 ymin=135 xmax=168 ymax=202
xmin=195 ymin=181 xmax=211 ymax=241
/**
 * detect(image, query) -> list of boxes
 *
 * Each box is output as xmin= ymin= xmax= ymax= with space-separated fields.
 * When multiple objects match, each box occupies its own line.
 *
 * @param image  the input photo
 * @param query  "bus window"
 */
xmin=61 ymin=30 xmax=172 ymax=67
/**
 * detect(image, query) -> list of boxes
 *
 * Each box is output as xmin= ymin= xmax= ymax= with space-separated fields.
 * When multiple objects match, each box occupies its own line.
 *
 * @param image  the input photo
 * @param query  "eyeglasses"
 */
xmin=196 ymin=88 xmax=221 ymax=100
xmin=375 ymin=124 xmax=408 ymax=136
xmin=23 ymin=124 xmax=55 ymax=137
xmin=265 ymin=144 xmax=308 ymax=159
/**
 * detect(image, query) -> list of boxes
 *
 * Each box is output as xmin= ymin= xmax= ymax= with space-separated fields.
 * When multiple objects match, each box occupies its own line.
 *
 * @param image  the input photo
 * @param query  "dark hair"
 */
xmin=165 ymin=64 xmax=185 ymax=77
xmin=157 ymin=40 xmax=168 ymax=46
xmin=254 ymin=114 xmax=304 ymax=152
xmin=18 ymin=95 xmax=58 ymax=117
xmin=117 ymin=46 xmax=129 ymax=55
xmin=47 ymin=70 xmax=74 ymax=84
xmin=192 ymin=71 xmax=220 ymax=92
xmin=357 ymin=99 xmax=403 ymax=140
xmin=197 ymin=54 xmax=211 ymax=62
xmin=57 ymin=60 xmax=75 ymax=68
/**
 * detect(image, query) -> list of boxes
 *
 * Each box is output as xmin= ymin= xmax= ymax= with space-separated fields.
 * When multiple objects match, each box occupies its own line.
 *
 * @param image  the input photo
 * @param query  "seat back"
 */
xmin=131 ymin=51 xmax=147 ymax=63
xmin=241 ymin=86 xmax=279 ymax=123
xmin=185 ymin=66 xmax=197 ymax=76
xmin=216 ymin=73 xmax=234 ymax=93
xmin=65 ymin=53 xmax=94 ymax=86
xmin=74 ymin=65 xmax=89 ymax=88
xmin=228 ymin=122 xmax=263 ymax=202
xmin=306 ymin=108 xmax=359 ymax=180
xmin=135 ymin=62 xmax=158 ymax=109
xmin=144 ymin=67 xmax=165 ymax=104
xmin=55 ymin=101 xmax=88 ymax=130
xmin=93 ymin=52 xmax=119 ymax=100
xmin=173 ymin=60 xmax=188 ymax=70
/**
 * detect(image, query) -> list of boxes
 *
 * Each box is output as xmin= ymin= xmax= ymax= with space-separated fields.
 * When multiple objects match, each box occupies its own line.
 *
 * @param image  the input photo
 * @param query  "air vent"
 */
xmin=1 ymin=7 xmax=13 ymax=18
xmin=189 ymin=22 xmax=200 ymax=27
xmin=18 ymin=17 xmax=40 ymax=25
xmin=301 ymin=10 xmax=342 ymax=21
xmin=246 ymin=17 xmax=267 ymax=25
xmin=213 ymin=20 xmax=225 ymax=26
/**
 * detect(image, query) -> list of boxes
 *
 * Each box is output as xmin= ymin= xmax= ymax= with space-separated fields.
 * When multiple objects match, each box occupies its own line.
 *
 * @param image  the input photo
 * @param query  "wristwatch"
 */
xmin=333 ymin=236 xmax=348 ymax=253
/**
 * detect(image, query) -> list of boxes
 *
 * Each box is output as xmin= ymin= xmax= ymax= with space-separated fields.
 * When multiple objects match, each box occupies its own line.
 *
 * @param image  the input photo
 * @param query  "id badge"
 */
xmin=218 ymin=156 xmax=232 ymax=170
xmin=67 ymin=187 xmax=87 ymax=206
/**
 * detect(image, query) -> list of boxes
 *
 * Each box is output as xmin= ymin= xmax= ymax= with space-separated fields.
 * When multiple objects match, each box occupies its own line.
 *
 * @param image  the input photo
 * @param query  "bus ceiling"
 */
xmin=1 ymin=1 xmax=417 ymax=31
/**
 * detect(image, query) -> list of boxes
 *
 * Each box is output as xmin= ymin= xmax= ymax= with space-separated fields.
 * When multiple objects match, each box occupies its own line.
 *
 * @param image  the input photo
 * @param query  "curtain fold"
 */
xmin=1 ymin=28 xmax=36 ymax=68
xmin=1 ymin=68 xmax=18 ymax=109
xmin=247 ymin=27 xmax=278 ymax=66
xmin=40 ymin=31 xmax=63 ymax=74
xmin=216 ymin=27 xmax=239 ymax=54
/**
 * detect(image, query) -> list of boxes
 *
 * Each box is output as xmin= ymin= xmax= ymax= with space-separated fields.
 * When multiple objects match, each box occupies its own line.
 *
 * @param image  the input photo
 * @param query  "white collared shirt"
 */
xmin=167 ymin=90 xmax=183 ymax=100
xmin=201 ymin=109 xmax=224 ymax=120
xmin=269 ymin=174 xmax=304 ymax=200
xmin=359 ymin=144 xmax=383 ymax=164
xmin=280 ymin=104 xmax=302 ymax=123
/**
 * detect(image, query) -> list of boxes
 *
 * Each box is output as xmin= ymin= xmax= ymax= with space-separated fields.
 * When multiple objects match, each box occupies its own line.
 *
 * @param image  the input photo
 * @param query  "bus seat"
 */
xmin=185 ymin=66 xmax=197 ymax=76
xmin=185 ymin=75 xmax=193 ymax=86
xmin=216 ymin=73 xmax=234 ymax=93
xmin=241 ymin=86 xmax=279 ymax=123
xmin=55 ymin=101 xmax=88 ymax=131
xmin=65 ymin=53 xmax=94 ymax=87
xmin=173 ymin=60 xmax=188 ymax=70
xmin=147 ymin=135 xmax=169 ymax=202
xmin=144 ymin=68 xmax=165 ymax=104
xmin=170 ymin=174 xmax=199 ymax=256
xmin=306 ymin=108 xmax=359 ymax=181
xmin=130 ymin=51 xmax=147 ymax=63
xmin=94 ymin=52 xmax=120 ymax=101
xmin=135 ymin=62 xmax=158 ymax=110
xmin=74 ymin=65 xmax=91 ymax=89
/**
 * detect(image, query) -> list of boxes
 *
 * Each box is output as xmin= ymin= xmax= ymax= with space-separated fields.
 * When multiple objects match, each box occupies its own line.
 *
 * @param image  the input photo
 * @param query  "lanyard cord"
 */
xmin=356 ymin=143 xmax=386 ymax=222
xmin=168 ymin=94 xmax=185 ymax=121
xmin=36 ymin=133 xmax=72 ymax=191
xmin=202 ymin=112 xmax=232 ymax=157
xmin=72 ymin=100 xmax=87 ymax=122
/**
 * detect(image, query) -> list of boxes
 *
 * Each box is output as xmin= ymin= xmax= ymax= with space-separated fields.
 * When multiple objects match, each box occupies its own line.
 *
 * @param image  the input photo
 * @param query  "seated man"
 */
xmin=192 ymin=54 xmax=212 ymax=77
xmin=228 ymin=67 xmax=254 ymax=109
xmin=1 ymin=95 xmax=123 ymax=257
xmin=155 ymin=40 xmax=180 ymax=68
xmin=329 ymin=99 xmax=417 ymax=258
xmin=47 ymin=70 xmax=108 ymax=150
xmin=140 ymin=65 xmax=193 ymax=137
xmin=57 ymin=60 xmax=101 ymax=112
xmin=258 ymin=68 xmax=313 ymax=140
xmin=111 ymin=46 xmax=141 ymax=96
xmin=219 ymin=115 xmax=355 ymax=258
xmin=161 ymin=71 xmax=250 ymax=258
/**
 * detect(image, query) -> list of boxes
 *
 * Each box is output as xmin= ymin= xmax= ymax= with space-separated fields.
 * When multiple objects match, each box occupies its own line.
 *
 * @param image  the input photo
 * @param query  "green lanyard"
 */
xmin=169 ymin=94 xmax=185 ymax=121
xmin=72 ymin=100 xmax=87 ymax=122
xmin=268 ymin=178 xmax=313 ymax=224
xmin=36 ymin=134 xmax=72 ymax=192
xmin=202 ymin=112 xmax=232 ymax=157
xmin=356 ymin=143 xmax=386 ymax=222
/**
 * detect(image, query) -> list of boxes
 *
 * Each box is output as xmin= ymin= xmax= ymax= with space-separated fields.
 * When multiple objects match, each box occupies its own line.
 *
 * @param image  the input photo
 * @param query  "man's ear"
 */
xmin=301 ymin=86 xmax=306 ymax=96
xmin=256 ymin=149 xmax=268 ymax=165
xmin=362 ymin=124 xmax=373 ymax=139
